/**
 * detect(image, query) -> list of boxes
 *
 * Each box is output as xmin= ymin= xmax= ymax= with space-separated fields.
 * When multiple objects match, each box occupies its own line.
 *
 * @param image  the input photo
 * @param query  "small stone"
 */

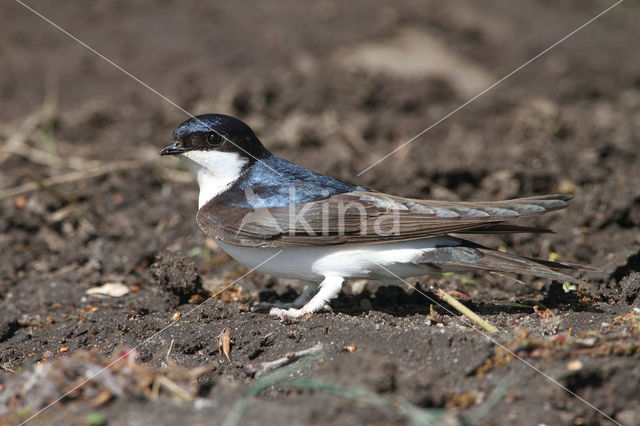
xmin=360 ymin=298 xmax=373 ymax=311
xmin=86 ymin=282 xmax=130 ymax=297
xmin=567 ymin=360 xmax=583 ymax=371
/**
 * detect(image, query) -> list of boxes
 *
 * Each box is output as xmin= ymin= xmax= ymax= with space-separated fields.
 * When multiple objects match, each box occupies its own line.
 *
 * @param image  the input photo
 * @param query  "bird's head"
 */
xmin=161 ymin=113 xmax=267 ymax=159
xmin=161 ymin=114 xmax=269 ymax=207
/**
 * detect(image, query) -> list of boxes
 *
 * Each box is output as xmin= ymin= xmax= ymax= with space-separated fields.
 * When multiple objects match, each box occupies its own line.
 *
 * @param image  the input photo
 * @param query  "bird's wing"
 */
xmin=197 ymin=191 xmax=573 ymax=248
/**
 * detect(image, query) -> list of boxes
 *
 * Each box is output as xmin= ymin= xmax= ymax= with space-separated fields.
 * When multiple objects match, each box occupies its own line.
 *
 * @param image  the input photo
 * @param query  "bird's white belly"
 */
xmin=216 ymin=237 xmax=457 ymax=282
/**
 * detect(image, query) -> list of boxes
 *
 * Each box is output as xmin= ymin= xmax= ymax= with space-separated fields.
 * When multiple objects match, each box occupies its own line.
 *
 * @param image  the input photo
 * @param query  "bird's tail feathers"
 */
xmin=429 ymin=242 xmax=589 ymax=285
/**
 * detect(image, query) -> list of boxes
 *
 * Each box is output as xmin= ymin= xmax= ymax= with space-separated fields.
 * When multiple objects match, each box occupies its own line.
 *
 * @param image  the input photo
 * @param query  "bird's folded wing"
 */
xmin=197 ymin=191 xmax=573 ymax=247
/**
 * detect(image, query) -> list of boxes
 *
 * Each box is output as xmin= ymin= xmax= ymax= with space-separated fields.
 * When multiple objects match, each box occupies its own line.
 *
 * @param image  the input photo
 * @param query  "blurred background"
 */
xmin=2 ymin=0 xmax=638 ymax=283
xmin=1 ymin=1 xmax=639 ymax=424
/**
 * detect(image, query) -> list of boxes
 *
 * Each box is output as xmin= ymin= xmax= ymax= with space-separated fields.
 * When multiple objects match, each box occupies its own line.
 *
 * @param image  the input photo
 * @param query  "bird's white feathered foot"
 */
xmin=254 ymin=282 xmax=320 ymax=311
xmin=270 ymin=276 xmax=343 ymax=319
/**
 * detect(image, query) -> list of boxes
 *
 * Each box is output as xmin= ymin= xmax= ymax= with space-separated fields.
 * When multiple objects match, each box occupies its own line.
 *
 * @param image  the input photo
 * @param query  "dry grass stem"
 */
xmin=257 ymin=344 xmax=323 ymax=376
xmin=435 ymin=289 xmax=499 ymax=333
xmin=0 ymin=161 xmax=141 ymax=201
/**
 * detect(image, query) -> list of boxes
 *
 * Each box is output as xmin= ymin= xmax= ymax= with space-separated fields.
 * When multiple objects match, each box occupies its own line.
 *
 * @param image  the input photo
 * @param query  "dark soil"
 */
xmin=2 ymin=1 xmax=640 ymax=425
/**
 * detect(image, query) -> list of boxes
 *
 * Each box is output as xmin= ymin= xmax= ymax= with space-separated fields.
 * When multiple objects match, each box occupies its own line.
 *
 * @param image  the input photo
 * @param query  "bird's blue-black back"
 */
xmin=214 ymin=154 xmax=368 ymax=209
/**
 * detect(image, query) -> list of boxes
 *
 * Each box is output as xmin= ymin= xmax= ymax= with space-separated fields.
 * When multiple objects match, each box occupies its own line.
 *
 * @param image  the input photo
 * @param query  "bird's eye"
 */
xmin=207 ymin=132 xmax=223 ymax=146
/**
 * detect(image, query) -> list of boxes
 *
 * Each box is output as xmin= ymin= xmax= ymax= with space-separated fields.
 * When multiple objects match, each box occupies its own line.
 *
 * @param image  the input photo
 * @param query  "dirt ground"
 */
xmin=1 ymin=1 xmax=640 ymax=425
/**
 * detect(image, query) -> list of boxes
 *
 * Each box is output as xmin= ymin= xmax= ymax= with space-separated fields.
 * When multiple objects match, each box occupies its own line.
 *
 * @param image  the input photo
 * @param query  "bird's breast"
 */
xmin=214 ymin=237 xmax=456 ymax=282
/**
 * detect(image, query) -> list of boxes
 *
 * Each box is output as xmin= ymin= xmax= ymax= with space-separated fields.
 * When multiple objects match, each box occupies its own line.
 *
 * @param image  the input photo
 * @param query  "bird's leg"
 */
xmin=291 ymin=282 xmax=322 ymax=307
xmin=270 ymin=276 xmax=344 ymax=319
xmin=254 ymin=282 xmax=320 ymax=311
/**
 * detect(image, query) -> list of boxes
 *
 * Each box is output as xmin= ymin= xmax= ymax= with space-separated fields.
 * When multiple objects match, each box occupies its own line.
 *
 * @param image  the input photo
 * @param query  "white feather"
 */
xmin=180 ymin=150 xmax=248 ymax=208
xmin=216 ymin=236 xmax=462 ymax=282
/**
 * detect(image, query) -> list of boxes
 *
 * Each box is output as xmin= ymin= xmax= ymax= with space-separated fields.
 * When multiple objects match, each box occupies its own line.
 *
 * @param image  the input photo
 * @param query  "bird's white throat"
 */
xmin=179 ymin=150 xmax=248 ymax=208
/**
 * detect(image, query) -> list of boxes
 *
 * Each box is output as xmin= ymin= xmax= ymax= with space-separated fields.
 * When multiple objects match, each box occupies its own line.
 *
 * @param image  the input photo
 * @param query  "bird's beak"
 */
xmin=160 ymin=140 xmax=188 ymax=156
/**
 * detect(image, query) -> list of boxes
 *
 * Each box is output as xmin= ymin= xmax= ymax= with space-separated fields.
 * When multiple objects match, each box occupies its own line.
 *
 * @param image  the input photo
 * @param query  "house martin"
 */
xmin=161 ymin=114 xmax=585 ymax=318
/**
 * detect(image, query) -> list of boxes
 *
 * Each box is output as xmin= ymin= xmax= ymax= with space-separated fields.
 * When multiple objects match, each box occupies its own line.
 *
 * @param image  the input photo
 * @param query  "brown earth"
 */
xmin=1 ymin=1 xmax=640 ymax=425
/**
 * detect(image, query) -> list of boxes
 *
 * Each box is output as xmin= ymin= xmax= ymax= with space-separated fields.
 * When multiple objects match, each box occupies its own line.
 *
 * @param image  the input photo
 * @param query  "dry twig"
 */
xmin=435 ymin=289 xmax=498 ymax=333
xmin=0 ymin=161 xmax=140 ymax=201
xmin=257 ymin=343 xmax=323 ymax=376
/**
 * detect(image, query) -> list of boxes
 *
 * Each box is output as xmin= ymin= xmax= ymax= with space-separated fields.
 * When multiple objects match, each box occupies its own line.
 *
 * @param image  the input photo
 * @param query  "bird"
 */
xmin=161 ymin=113 xmax=586 ymax=318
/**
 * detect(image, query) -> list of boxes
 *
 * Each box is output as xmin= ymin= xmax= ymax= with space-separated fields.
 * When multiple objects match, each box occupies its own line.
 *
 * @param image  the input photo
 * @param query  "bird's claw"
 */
xmin=269 ymin=303 xmax=331 ymax=319
xmin=269 ymin=307 xmax=307 ymax=319
xmin=252 ymin=301 xmax=293 ymax=312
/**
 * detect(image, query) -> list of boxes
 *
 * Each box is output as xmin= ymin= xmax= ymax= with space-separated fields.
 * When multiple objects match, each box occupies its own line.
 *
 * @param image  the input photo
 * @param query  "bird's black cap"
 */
xmin=161 ymin=114 xmax=268 ymax=159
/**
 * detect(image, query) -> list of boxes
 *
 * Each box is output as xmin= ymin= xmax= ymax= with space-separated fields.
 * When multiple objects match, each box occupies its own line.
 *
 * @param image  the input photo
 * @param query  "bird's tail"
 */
xmin=429 ymin=239 xmax=591 ymax=285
